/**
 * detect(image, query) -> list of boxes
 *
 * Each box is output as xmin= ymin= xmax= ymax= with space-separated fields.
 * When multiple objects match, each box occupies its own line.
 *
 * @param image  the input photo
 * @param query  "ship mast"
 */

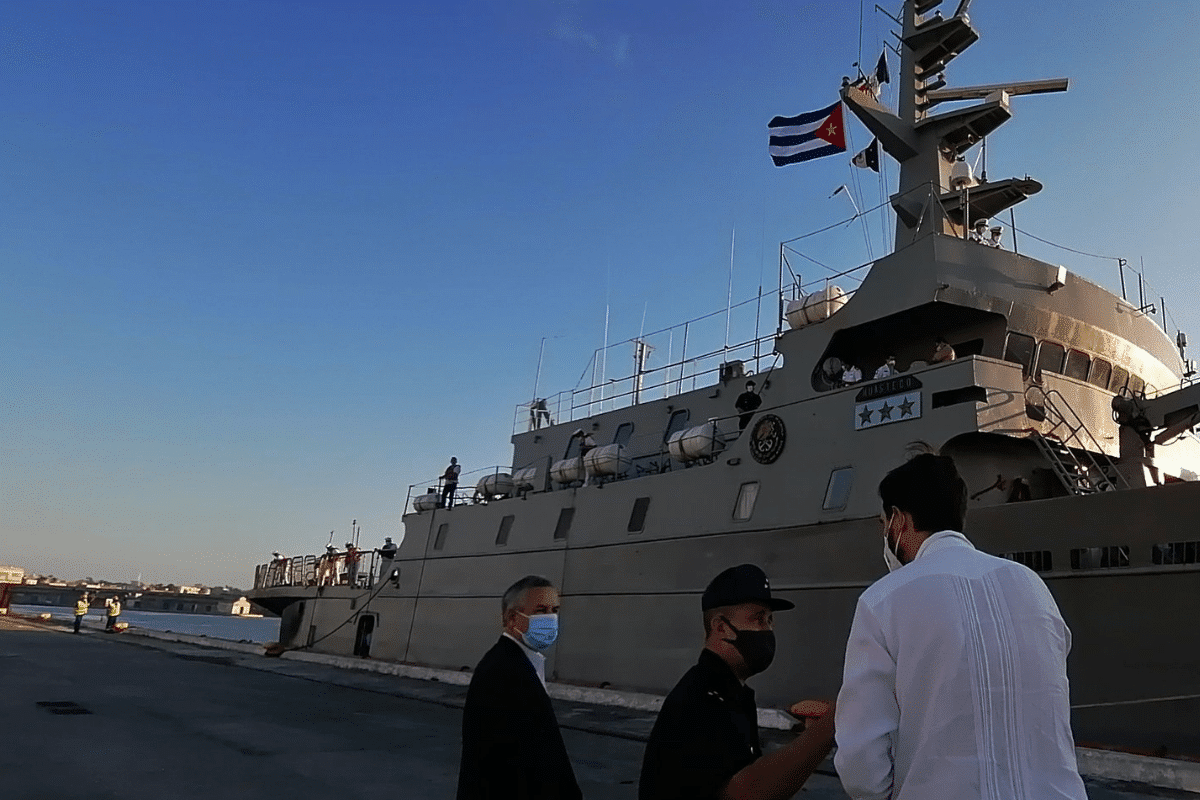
xmin=841 ymin=0 xmax=1068 ymax=250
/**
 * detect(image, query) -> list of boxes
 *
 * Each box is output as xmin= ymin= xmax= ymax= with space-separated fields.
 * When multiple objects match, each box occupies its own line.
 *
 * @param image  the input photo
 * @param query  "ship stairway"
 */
xmin=1030 ymin=389 xmax=1128 ymax=495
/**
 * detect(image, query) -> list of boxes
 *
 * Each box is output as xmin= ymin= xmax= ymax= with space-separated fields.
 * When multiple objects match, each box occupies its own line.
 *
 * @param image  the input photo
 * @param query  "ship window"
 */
xmin=822 ymin=467 xmax=854 ymax=511
xmin=664 ymin=410 xmax=691 ymax=443
xmin=552 ymin=508 xmax=575 ymax=540
xmin=732 ymin=482 xmax=759 ymax=521
xmin=1128 ymin=374 xmax=1145 ymax=397
xmin=1003 ymin=332 xmax=1036 ymax=378
xmin=1110 ymin=365 xmax=1129 ymax=393
xmin=1001 ymin=550 xmax=1053 ymax=572
xmin=1088 ymin=358 xmax=1111 ymax=389
xmin=1070 ymin=545 xmax=1129 ymax=570
xmin=1153 ymin=540 xmax=1200 ymax=565
xmin=1035 ymin=341 xmax=1065 ymax=378
xmin=613 ymin=422 xmax=634 ymax=447
xmin=627 ymin=497 xmax=651 ymax=533
xmin=495 ymin=515 xmax=515 ymax=546
xmin=433 ymin=523 xmax=450 ymax=550
xmin=1064 ymin=349 xmax=1091 ymax=381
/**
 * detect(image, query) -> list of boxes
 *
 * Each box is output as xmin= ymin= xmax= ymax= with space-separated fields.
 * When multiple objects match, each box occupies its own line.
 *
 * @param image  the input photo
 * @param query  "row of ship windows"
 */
xmin=430 ymin=468 xmax=858 ymax=550
xmin=1002 ymin=541 xmax=1200 ymax=572
xmin=1003 ymin=331 xmax=1149 ymax=395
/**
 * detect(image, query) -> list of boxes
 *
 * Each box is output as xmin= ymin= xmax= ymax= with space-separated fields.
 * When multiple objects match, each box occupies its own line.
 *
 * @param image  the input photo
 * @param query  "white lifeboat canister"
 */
xmin=785 ymin=294 xmax=810 ymax=330
xmin=476 ymin=472 xmax=514 ymax=499
xmin=512 ymin=466 xmax=539 ymax=492
xmin=667 ymin=429 xmax=688 ymax=462
xmin=413 ymin=492 xmax=439 ymax=512
xmin=583 ymin=443 xmax=630 ymax=478
xmin=550 ymin=457 xmax=585 ymax=484
xmin=785 ymin=286 xmax=847 ymax=328
xmin=679 ymin=422 xmax=726 ymax=461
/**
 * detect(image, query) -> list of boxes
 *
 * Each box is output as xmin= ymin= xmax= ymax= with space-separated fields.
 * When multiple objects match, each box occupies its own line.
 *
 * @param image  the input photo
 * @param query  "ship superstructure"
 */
xmin=250 ymin=0 xmax=1200 ymax=756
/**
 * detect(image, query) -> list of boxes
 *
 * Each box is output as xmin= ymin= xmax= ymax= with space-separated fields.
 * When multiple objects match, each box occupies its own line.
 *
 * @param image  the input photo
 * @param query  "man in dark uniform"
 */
xmin=734 ymin=381 xmax=762 ymax=430
xmin=457 ymin=575 xmax=581 ymax=800
xmin=639 ymin=564 xmax=834 ymax=800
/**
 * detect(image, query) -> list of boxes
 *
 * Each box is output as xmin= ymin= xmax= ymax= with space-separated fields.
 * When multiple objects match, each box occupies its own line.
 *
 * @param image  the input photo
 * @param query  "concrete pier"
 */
xmin=1 ymin=616 xmax=1194 ymax=799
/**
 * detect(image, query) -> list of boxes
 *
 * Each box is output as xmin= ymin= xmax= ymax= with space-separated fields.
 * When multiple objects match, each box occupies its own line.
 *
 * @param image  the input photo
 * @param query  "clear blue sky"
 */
xmin=3 ymin=0 xmax=1197 ymax=588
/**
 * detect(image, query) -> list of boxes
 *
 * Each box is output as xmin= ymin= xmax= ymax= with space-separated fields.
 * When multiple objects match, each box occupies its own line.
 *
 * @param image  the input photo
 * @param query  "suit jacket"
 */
xmin=457 ymin=636 xmax=583 ymax=800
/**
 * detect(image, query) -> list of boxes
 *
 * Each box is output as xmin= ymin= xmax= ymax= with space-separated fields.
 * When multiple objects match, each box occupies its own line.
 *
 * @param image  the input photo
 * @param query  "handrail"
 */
xmin=1038 ymin=388 xmax=1129 ymax=492
xmin=253 ymin=549 xmax=384 ymax=590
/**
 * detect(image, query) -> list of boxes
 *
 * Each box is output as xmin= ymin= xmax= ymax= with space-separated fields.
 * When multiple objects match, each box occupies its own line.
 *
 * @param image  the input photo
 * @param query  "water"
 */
xmin=9 ymin=605 xmax=281 ymax=644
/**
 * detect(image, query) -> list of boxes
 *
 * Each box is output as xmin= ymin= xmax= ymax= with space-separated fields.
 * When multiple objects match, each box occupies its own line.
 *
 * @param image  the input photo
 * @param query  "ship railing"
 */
xmin=405 ymin=411 xmax=757 ymax=514
xmin=514 ymin=334 xmax=778 ymax=435
xmin=402 ymin=463 xmax=518 ymax=514
xmin=252 ymin=549 xmax=383 ymax=590
xmin=514 ymin=287 xmax=785 ymax=435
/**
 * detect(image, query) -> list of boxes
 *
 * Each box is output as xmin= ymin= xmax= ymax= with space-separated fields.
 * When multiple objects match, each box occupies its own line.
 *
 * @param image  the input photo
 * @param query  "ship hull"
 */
xmin=252 ymin=480 xmax=1200 ymax=757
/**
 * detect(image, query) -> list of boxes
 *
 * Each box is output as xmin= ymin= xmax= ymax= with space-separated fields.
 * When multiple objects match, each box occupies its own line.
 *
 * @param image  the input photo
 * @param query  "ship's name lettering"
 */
xmin=855 ymin=375 xmax=923 ymax=402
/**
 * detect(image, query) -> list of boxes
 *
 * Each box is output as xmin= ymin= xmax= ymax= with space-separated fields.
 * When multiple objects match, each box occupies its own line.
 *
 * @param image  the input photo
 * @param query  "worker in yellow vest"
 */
xmin=74 ymin=594 xmax=89 ymax=634
xmin=105 ymin=596 xmax=121 ymax=632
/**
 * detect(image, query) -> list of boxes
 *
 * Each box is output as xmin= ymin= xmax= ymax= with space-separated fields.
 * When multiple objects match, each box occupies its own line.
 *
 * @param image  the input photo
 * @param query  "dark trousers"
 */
xmin=441 ymin=483 xmax=457 ymax=508
xmin=74 ymin=614 xmax=84 ymax=633
xmin=106 ymin=616 xmax=117 ymax=631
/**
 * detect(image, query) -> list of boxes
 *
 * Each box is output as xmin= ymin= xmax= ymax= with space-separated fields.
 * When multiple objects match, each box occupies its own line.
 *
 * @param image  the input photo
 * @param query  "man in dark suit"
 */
xmin=457 ymin=575 xmax=582 ymax=800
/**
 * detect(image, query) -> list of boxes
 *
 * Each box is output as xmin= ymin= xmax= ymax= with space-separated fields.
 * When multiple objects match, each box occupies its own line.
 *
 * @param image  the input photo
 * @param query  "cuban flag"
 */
xmin=768 ymin=102 xmax=847 ymax=166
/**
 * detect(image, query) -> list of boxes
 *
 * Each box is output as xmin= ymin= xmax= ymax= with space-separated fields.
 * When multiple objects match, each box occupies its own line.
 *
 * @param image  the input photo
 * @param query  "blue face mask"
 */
xmin=518 ymin=612 xmax=559 ymax=651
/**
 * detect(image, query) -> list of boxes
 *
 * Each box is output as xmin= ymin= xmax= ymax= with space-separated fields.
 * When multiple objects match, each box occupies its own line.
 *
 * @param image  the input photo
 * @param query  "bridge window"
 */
xmin=1035 ymin=341 xmax=1065 ymax=378
xmin=1128 ymin=374 xmax=1145 ymax=397
xmin=733 ymin=482 xmax=759 ymax=521
xmin=1088 ymin=358 xmax=1111 ymax=389
xmin=1003 ymin=332 xmax=1036 ymax=378
xmin=1064 ymin=349 xmax=1090 ymax=381
xmin=1110 ymin=365 xmax=1129 ymax=393
xmin=433 ymin=523 xmax=450 ymax=550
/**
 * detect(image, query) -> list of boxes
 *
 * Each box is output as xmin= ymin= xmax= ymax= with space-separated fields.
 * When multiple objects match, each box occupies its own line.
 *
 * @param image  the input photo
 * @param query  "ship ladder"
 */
xmin=1030 ymin=389 xmax=1128 ymax=495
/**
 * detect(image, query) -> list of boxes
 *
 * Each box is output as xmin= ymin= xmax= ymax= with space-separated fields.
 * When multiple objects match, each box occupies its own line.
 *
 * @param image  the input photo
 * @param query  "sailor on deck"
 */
xmin=969 ymin=218 xmax=990 ymax=243
xmin=873 ymin=356 xmax=897 ymax=380
xmin=441 ymin=457 xmax=461 ymax=508
xmin=735 ymin=380 xmax=763 ymax=430
xmin=932 ymin=338 xmax=956 ymax=363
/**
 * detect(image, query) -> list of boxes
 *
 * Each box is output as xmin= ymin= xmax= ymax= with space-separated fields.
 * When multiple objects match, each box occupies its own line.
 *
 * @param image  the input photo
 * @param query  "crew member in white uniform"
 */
xmin=835 ymin=453 xmax=1087 ymax=800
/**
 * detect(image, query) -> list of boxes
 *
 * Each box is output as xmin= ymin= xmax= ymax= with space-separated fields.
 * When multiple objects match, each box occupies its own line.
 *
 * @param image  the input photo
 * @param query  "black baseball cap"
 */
xmin=702 ymin=564 xmax=794 ymax=611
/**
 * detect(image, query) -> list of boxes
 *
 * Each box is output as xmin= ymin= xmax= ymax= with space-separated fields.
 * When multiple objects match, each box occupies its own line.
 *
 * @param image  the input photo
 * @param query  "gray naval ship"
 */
xmin=250 ymin=0 xmax=1200 ymax=756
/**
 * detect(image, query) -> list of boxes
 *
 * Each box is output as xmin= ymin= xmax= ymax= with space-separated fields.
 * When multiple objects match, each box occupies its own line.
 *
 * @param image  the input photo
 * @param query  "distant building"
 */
xmin=0 ymin=566 xmax=26 ymax=584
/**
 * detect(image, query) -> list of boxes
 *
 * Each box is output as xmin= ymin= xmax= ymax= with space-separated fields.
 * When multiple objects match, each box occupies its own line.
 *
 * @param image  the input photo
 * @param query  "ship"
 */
xmin=249 ymin=0 xmax=1200 ymax=756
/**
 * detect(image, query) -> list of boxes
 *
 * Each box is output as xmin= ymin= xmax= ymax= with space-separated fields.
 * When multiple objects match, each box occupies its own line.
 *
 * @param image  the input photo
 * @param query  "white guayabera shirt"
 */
xmin=834 ymin=531 xmax=1088 ymax=800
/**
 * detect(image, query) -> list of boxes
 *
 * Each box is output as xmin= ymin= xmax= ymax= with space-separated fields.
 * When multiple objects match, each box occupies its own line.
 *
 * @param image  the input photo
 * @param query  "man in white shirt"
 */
xmin=835 ymin=453 xmax=1087 ymax=800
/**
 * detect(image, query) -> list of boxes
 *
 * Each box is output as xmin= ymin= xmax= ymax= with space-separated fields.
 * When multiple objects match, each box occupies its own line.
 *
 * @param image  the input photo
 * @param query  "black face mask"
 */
xmin=720 ymin=617 xmax=776 ymax=676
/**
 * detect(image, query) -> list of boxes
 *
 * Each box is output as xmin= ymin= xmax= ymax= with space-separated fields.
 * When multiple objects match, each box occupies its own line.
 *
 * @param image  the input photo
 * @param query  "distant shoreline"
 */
xmin=8 ymin=604 xmax=281 ymax=644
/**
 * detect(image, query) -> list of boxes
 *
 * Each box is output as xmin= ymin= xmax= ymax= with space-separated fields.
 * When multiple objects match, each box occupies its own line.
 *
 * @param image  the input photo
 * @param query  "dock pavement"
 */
xmin=1 ymin=614 xmax=1196 ymax=800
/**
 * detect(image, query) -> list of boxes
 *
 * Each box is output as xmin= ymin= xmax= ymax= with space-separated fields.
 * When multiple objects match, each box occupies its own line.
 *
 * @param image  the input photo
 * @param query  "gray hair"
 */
xmin=501 ymin=575 xmax=554 ymax=615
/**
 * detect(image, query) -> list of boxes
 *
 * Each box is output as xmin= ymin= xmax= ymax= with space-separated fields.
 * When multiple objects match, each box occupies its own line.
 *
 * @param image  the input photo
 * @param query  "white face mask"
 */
xmin=882 ymin=513 xmax=904 ymax=573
